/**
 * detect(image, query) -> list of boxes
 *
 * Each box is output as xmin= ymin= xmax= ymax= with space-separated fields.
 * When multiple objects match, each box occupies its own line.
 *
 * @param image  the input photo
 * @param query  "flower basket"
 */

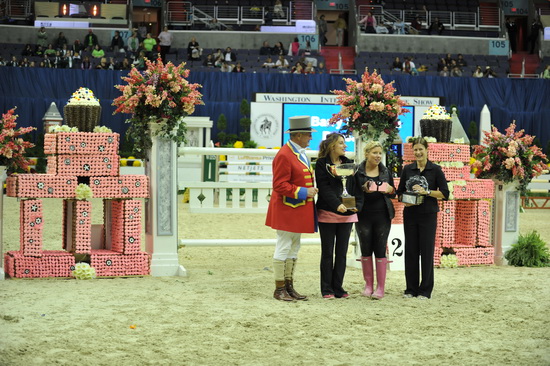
xmin=419 ymin=119 xmax=452 ymax=143
xmin=63 ymin=105 xmax=102 ymax=132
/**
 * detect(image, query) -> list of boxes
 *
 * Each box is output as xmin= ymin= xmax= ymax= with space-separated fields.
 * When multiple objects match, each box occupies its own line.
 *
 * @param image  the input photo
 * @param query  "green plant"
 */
xmin=216 ymin=113 xmax=227 ymax=145
xmin=505 ymin=230 xmax=550 ymax=267
xmin=467 ymin=121 xmax=479 ymax=153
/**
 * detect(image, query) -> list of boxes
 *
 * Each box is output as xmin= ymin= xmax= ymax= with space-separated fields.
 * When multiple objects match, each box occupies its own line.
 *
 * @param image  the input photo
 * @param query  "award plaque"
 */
xmin=332 ymin=163 xmax=357 ymax=210
xmin=401 ymin=175 xmax=429 ymax=205
xmin=399 ymin=192 xmax=425 ymax=205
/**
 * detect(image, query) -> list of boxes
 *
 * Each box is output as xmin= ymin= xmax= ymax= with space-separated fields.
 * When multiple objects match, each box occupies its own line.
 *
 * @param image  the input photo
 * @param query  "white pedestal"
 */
xmin=387 ymin=224 xmax=405 ymax=271
xmin=0 ymin=166 xmax=6 ymax=280
xmin=493 ymin=181 xmax=520 ymax=265
xmin=145 ymin=125 xmax=187 ymax=277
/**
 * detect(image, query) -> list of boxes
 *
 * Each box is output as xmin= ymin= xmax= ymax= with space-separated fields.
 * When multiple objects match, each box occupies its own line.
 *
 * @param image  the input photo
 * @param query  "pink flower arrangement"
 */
xmin=0 ymin=107 xmax=35 ymax=173
xmin=328 ymin=68 xmax=409 ymax=149
xmin=472 ymin=123 xmax=548 ymax=193
xmin=112 ymin=58 xmax=203 ymax=157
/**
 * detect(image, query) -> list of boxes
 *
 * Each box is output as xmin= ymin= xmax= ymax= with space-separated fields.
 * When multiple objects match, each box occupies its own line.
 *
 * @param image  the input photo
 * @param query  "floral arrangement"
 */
xmin=113 ymin=58 xmax=203 ymax=158
xmin=93 ymin=126 xmax=113 ymax=133
xmin=421 ymin=105 xmax=451 ymax=120
xmin=72 ymin=262 xmax=96 ymax=280
xmin=0 ymin=107 xmax=35 ymax=173
xmin=440 ymin=254 xmax=459 ymax=268
xmin=49 ymin=125 xmax=79 ymax=133
xmin=328 ymin=68 xmax=409 ymax=150
xmin=75 ymin=183 xmax=93 ymax=200
xmin=472 ymin=123 xmax=548 ymax=194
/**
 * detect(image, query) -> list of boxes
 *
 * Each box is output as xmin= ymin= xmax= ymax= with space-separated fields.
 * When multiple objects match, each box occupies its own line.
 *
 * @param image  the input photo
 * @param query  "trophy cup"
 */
xmin=399 ymin=175 xmax=428 ymax=205
xmin=331 ymin=163 xmax=357 ymax=210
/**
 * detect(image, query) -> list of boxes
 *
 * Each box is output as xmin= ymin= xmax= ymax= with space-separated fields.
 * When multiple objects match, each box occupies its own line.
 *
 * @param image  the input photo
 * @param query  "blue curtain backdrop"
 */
xmin=0 ymin=67 xmax=549 ymax=149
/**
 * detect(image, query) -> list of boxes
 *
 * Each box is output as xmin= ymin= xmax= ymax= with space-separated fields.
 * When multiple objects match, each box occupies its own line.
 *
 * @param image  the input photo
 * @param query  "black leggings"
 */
xmin=356 ymin=212 xmax=391 ymax=258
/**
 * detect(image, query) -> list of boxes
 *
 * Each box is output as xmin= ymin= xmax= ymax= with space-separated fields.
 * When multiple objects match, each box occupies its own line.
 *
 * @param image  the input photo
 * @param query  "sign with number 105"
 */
xmin=489 ymin=40 xmax=509 ymax=55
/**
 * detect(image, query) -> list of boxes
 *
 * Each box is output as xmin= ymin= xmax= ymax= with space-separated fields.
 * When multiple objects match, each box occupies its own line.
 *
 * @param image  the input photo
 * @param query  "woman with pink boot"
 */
xmin=355 ymin=141 xmax=396 ymax=299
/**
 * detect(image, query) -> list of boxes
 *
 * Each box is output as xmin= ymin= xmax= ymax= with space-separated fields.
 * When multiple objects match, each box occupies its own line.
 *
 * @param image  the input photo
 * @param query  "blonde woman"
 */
xmin=355 ymin=140 xmax=396 ymax=299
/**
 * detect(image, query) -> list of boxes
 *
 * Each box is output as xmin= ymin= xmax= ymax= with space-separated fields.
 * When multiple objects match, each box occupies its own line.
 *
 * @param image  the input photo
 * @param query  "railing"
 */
xmin=357 ymin=5 xmax=495 ymax=32
xmin=6 ymin=0 xmax=32 ymax=20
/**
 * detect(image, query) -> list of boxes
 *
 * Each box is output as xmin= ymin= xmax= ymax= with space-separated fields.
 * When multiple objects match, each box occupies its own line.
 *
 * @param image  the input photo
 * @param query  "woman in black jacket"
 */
xmin=396 ymin=136 xmax=449 ymax=299
xmin=355 ymin=140 xmax=396 ymax=299
xmin=315 ymin=133 xmax=362 ymax=299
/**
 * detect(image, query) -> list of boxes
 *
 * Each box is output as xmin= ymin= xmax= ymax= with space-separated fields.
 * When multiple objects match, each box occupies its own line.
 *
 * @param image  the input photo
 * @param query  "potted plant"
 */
xmin=0 ymin=107 xmax=35 ymax=174
xmin=472 ymin=123 xmax=548 ymax=194
xmin=112 ymin=58 xmax=203 ymax=158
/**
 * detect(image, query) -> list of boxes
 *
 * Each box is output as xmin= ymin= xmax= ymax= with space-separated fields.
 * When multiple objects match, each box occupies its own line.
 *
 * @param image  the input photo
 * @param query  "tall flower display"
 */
xmin=0 ymin=107 xmax=35 ymax=173
xmin=112 ymin=58 xmax=203 ymax=157
xmin=472 ymin=123 xmax=548 ymax=194
xmin=328 ymin=69 xmax=409 ymax=151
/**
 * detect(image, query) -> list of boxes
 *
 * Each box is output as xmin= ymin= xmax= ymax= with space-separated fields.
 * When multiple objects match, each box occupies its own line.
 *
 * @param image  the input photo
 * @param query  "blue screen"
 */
xmin=282 ymin=104 xmax=415 ymax=154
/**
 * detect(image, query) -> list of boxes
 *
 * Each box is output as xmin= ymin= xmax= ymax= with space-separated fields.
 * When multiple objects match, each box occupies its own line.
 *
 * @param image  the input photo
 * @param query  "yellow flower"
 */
xmin=233 ymin=141 xmax=244 ymax=148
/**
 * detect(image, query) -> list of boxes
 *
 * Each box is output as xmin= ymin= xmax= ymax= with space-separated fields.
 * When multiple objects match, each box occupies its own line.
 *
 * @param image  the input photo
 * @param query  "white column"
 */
xmin=493 ymin=181 xmax=520 ymax=265
xmin=145 ymin=123 xmax=186 ymax=277
xmin=0 ymin=166 xmax=6 ymax=280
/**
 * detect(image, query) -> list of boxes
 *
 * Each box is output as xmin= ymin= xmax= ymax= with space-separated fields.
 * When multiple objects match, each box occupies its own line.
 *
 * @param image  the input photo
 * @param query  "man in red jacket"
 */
xmin=265 ymin=116 xmax=318 ymax=301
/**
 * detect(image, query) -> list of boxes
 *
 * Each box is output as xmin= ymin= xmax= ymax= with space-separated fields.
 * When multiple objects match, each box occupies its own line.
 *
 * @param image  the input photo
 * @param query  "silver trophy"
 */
xmin=330 ymin=163 xmax=357 ymax=210
xmin=399 ymin=175 xmax=428 ymax=205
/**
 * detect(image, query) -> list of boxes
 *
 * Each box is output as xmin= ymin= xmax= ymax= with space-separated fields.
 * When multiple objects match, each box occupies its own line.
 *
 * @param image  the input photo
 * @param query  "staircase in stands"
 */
xmin=509 ymin=51 xmax=540 ymax=76
xmin=321 ymin=46 xmax=356 ymax=72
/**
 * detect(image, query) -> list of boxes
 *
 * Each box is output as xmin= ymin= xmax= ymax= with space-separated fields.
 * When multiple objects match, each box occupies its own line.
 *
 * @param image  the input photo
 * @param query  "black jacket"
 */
xmin=355 ymin=160 xmax=396 ymax=220
xmin=315 ymin=155 xmax=362 ymax=216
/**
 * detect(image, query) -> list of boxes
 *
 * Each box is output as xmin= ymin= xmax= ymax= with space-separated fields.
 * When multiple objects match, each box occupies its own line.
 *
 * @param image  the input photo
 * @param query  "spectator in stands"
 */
xmin=335 ymin=13 xmax=347 ymax=47
xmin=29 ymin=61 xmax=36 ymax=68
xmin=187 ymin=37 xmax=201 ymax=60
xmin=81 ymin=56 xmax=92 ymax=70
xmin=220 ymin=61 xmax=233 ymax=72
xmin=456 ymin=54 xmax=467 ymax=68
xmin=291 ymin=61 xmax=304 ymax=74
xmin=410 ymin=16 xmax=422 ymax=34
xmin=40 ymin=54 xmax=52 ymax=68
xmin=451 ymin=66 xmax=462 ymax=77
xmin=273 ymin=0 xmax=285 ymax=18
xmin=34 ymin=46 xmax=44 ymax=57
xmin=542 ymin=65 xmax=550 ymax=79
xmin=391 ymin=57 xmax=402 ymax=72
xmin=21 ymin=44 xmax=33 ymax=57
xmin=60 ymin=44 xmax=69 ymax=57
xmin=275 ymin=55 xmax=289 ymax=69
xmin=158 ymin=26 xmax=173 ymax=62
xmin=428 ymin=17 xmax=444 ymax=35
xmin=56 ymin=52 xmax=70 ymax=69
xmin=37 ymin=27 xmax=48 ymax=48
xmin=359 ymin=11 xmax=377 ymax=34
xmin=208 ymin=18 xmax=223 ymax=31
xmin=223 ymin=47 xmax=237 ymax=62
xmin=232 ymin=62 xmax=245 ymax=73
xmin=19 ymin=57 xmax=30 ymax=68
xmin=483 ymin=66 xmax=497 ymax=78
xmin=91 ymin=44 xmax=105 ymax=59
xmin=437 ymin=57 xmax=446 ymax=72
xmin=260 ymin=41 xmax=272 ymax=55
xmin=83 ymin=29 xmax=99 ymax=52
xmin=302 ymin=41 xmax=312 ymax=56
xmin=317 ymin=62 xmax=326 ymax=74
xmin=95 ymin=57 xmax=110 ymax=70
xmin=203 ymin=54 xmax=215 ymax=67
xmin=264 ymin=8 xmax=273 ymax=26
xmin=6 ymin=55 xmax=18 ymax=67
xmin=54 ymin=32 xmax=68 ymax=50
xmin=439 ymin=66 xmax=450 ymax=77
xmin=143 ymin=33 xmax=157 ymax=59
xmin=127 ymin=31 xmax=140 ymax=58
xmin=318 ymin=15 xmax=328 ymax=47
xmin=71 ymin=39 xmax=84 ymax=54
xmin=402 ymin=56 xmax=416 ymax=74
xmin=472 ymin=66 xmax=484 ymax=78
xmin=65 ymin=51 xmax=76 ymax=69
xmin=116 ymin=57 xmax=132 ymax=70
xmin=262 ymin=56 xmax=276 ymax=68
xmin=110 ymin=30 xmax=125 ymax=54
xmin=304 ymin=61 xmax=316 ymax=74
xmin=393 ymin=19 xmax=405 ymax=35
xmin=272 ymin=42 xmax=285 ymax=56
xmin=71 ymin=50 xmax=81 ymax=62
xmin=506 ymin=18 xmax=517 ymax=53
xmin=133 ymin=51 xmax=147 ymax=70
xmin=529 ymin=17 xmax=543 ymax=54
xmin=291 ymin=37 xmax=300 ymax=56
xmin=444 ymin=53 xmax=453 ymax=65
xmin=44 ymin=44 xmax=56 ymax=57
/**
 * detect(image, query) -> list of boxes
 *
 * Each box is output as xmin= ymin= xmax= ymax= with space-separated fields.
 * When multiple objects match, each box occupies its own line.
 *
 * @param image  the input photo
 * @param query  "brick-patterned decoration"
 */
xmin=4 ymin=131 xmax=150 ymax=278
